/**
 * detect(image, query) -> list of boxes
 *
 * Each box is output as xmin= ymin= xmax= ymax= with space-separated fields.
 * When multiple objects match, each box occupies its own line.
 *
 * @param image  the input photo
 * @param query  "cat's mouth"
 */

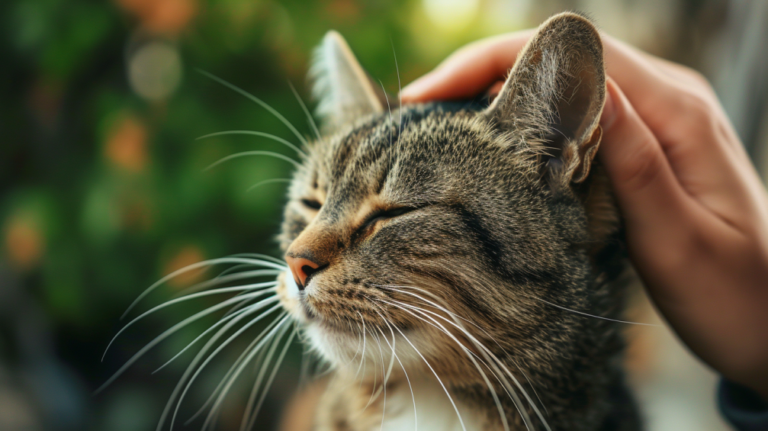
xmin=278 ymin=271 xmax=321 ymax=323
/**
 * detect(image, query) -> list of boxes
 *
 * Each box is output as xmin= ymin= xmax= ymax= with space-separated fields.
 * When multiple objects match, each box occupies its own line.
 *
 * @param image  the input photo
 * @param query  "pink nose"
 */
xmin=285 ymin=255 xmax=322 ymax=289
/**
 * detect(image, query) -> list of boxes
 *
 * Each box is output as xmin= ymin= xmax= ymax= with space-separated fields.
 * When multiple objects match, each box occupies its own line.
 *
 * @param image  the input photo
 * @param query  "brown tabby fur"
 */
xmin=276 ymin=12 xmax=641 ymax=431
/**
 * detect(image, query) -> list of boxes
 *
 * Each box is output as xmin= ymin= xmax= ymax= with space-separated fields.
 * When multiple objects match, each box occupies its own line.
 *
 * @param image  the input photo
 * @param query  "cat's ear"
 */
xmin=310 ymin=31 xmax=392 ymax=134
xmin=483 ymin=12 xmax=605 ymax=185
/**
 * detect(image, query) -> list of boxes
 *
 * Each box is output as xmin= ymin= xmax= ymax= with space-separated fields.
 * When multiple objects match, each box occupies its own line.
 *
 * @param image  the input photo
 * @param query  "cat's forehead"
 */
xmin=310 ymin=106 xmax=491 ymax=200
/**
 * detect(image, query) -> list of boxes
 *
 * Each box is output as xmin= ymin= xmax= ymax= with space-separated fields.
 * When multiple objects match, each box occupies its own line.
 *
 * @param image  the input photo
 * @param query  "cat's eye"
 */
xmin=301 ymin=198 xmax=322 ymax=210
xmin=364 ymin=207 xmax=415 ymax=227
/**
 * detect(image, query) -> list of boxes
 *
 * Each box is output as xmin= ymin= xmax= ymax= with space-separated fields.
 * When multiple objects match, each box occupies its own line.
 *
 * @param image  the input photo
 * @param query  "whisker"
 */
xmin=378 ymin=317 xmax=417 ymax=431
xmin=246 ymin=326 xmax=296 ymax=430
xmin=122 ymin=256 xmax=285 ymax=319
xmin=380 ymin=298 xmax=510 ymax=431
xmin=390 ymin=39 xmax=404 ymax=146
xmin=103 ymin=284 xmax=276 ymax=360
xmin=205 ymin=150 xmax=302 ymax=171
xmin=170 ymin=307 xmax=286 ymax=430
xmin=246 ymin=178 xmax=293 ymax=193
xmin=288 ymin=81 xmax=322 ymax=141
xmin=358 ymin=326 xmax=382 ymax=414
xmin=182 ymin=311 xmax=285 ymax=426
xmin=229 ymin=253 xmax=288 ymax=267
xmin=514 ymin=360 xmax=548 ymax=416
xmin=390 ymin=319 xmax=467 ymax=431
xmin=533 ymin=297 xmax=660 ymax=327
xmin=199 ymin=316 xmax=292 ymax=431
xmin=353 ymin=312 xmax=367 ymax=382
xmin=386 ymin=297 xmax=544 ymax=431
xmin=196 ymin=130 xmax=306 ymax=157
xmin=197 ymin=70 xmax=309 ymax=148
xmin=385 ymin=296 xmax=532 ymax=426
xmin=96 ymin=294 xmax=278 ymax=396
xmin=241 ymin=325 xmax=296 ymax=431
xmin=173 ymin=269 xmax=280 ymax=299
xmin=152 ymin=303 xmax=267 ymax=374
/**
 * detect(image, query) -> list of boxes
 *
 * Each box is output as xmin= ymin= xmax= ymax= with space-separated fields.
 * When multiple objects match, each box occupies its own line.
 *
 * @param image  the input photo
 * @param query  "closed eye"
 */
xmin=363 ymin=206 xmax=416 ymax=228
xmin=301 ymin=198 xmax=322 ymax=210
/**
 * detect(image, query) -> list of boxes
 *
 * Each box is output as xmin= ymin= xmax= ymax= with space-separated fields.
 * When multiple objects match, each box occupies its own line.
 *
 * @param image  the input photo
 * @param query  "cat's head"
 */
xmin=275 ymin=13 xmax=619 ymax=381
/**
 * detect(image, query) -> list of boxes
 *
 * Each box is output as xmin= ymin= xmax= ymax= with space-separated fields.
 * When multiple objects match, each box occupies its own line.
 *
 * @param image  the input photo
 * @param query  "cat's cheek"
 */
xmin=276 ymin=271 xmax=307 ymax=322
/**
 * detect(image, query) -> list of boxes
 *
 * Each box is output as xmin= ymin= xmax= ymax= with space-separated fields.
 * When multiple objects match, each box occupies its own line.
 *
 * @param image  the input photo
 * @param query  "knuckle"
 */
xmin=682 ymin=67 xmax=711 ymax=90
xmin=673 ymin=89 xmax=717 ymax=135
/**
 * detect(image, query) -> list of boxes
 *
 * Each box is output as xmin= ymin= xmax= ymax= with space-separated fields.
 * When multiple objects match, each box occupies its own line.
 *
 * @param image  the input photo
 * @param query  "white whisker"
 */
xmin=173 ymin=269 xmax=280 ymax=298
xmin=381 ymin=298 xmax=511 ymax=431
xmin=378 ymin=316 xmax=417 ymax=431
xmin=152 ymin=303 xmax=267 ymax=374
xmin=170 ymin=306 xmax=286 ymax=429
xmin=197 ymin=70 xmax=309 ymax=148
xmin=288 ymin=81 xmax=322 ymax=141
xmin=103 ymin=285 xmax=276 ymax=361
xmin=246 ymin=178 xmax=292 ymax=193
xmin=205 ymin=150 xmax=302 ymax=171
xmin=199 ymin=316 xmax=292 ymax=430
xmin=390 ymin=321 xmax=467 ymax=431
xmin=241 ymin=325 xmax=297 ymax=431
xmin=197 ymin=130 xmax=306 ymax=157
xmin=533 ymin=297 xmax=660 ymax=327
xmin=182 ymin=311 xmax=285 ymax=426
xmin=122 ymin=256 xmax=285 ymax=319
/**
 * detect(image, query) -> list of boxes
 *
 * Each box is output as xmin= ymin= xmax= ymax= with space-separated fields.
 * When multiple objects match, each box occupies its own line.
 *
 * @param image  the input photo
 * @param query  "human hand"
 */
xmin=401 ymin=31 xmax=768 ymax=400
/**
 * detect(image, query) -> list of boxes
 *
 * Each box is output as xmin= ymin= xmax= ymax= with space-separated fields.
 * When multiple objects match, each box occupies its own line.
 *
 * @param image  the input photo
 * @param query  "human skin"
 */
xmin=401 ymin=31 xmax=768 ymax=400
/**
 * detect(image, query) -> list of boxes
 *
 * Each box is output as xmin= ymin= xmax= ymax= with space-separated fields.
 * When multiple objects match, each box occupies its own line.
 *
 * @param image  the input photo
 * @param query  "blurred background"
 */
xmin=1 ymin=0 xmax=767 ymax=430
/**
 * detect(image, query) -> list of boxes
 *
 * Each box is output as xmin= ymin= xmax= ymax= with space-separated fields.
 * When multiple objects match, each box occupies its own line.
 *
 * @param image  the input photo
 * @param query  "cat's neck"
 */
xmin=317 ymin=360 xmax=640 ymax=431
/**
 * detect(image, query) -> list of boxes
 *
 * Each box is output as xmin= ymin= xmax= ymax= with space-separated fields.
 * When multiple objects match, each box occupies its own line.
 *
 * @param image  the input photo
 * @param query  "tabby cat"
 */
xmin=276 ymin=11 xmax=641 ymax=431
xmin=106 ymin=11 xmax=642 ymax=431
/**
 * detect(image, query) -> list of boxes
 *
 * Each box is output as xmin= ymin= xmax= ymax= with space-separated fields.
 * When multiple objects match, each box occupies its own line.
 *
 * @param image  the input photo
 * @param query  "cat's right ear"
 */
xmin=310 ymin=31 xmax=390 ymax=134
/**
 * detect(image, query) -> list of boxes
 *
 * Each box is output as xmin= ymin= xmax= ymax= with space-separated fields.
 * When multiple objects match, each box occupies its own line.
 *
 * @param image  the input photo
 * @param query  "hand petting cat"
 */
xmin=401 ymin=31 xmax=768 ymax=402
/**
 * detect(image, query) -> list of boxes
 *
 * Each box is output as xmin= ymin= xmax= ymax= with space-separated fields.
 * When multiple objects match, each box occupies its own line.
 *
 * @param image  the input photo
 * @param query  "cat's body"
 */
xmin=273 ymin=12 xmax=641 ymax=431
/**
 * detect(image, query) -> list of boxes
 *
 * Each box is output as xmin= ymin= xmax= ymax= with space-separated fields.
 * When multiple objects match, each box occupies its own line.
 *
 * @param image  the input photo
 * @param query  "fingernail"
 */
xmin=400 ymin=74 xmax=433 ymax=101
xmin=600 ymin=88 xmax=617 ymax=130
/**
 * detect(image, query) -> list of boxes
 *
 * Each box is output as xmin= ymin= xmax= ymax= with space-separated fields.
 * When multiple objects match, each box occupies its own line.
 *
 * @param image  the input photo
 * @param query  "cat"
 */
xmin=103 ymin=11 xmax=642 ymax=431
xmin=275 ymin=11 xmax=641 ymax=431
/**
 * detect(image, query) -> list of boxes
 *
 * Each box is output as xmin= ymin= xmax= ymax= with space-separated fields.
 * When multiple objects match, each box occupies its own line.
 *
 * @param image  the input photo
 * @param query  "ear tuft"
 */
xmin=484 ymin=12 xmax=606 ymax=186
xmin=310 ymin=31 xmax=391 ymax=134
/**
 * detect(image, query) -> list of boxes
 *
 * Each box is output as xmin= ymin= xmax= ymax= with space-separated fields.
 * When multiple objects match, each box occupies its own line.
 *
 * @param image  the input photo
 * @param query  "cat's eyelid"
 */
xmin=363 ymin=205 xmax=416 ymax=227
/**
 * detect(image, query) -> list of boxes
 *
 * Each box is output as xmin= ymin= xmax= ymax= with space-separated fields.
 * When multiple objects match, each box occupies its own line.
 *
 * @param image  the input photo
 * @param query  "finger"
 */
xmin=598 ymin=78 xmax=693 ymax=237
xmin=400 ymin=31 xmax=534 ymax=103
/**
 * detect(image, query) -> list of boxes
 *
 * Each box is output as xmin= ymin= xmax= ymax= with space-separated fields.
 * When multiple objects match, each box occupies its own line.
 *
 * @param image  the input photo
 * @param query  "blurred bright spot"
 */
xmin=128 ymin=41 xmax=182 ymax=102
xmin=481 ymin=0 xmax=531 ymax=33
xmin=105 ymin=115 xmax=148 ymax=172
xmin=163 ymin=245 xmax=207 ymax=289
xmin=3 ymin=212 xmax=44 ymax=270
xmin=116 ymin=0 xmax=197 ymax=35
xmin=422 ymin=0 xmax=479 ymax=31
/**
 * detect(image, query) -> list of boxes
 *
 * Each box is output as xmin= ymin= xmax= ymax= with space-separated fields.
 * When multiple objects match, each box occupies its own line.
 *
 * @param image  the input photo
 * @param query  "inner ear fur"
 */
xmin=483 ymin=12 xmax=606 ymax=186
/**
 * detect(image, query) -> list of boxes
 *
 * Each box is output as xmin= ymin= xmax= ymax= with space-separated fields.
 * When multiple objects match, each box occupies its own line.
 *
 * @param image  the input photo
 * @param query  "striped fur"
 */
xmin=277 ymin=13 xmax=640 ymax=431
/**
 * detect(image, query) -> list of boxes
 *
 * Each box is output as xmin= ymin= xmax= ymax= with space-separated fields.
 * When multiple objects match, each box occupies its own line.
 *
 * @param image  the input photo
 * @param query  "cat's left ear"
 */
xmin=310 ymin=31 xmax=394 ymax=134
xmin=483 ymin=12 xmax=605 ymax=185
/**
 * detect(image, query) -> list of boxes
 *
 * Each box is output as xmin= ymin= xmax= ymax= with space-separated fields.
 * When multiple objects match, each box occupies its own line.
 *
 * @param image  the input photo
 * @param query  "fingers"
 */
xmin=598 ymin=78 xmax=692 ymax=238
xmin=400 ymin=32 xmax=533 ymax=103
